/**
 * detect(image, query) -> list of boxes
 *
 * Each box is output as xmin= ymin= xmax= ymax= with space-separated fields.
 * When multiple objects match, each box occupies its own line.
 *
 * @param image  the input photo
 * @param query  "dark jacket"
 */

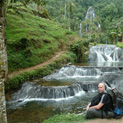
xmin=90 ymin=92 xmax=113 ymax=112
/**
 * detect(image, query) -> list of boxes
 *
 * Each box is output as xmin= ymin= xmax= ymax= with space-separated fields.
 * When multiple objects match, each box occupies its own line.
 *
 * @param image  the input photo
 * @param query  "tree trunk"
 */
xmin=122 ymin=35 xmax=123 ymax=42
xmin=64 ymin=1 xmax=66 ymax=20
xmin=113 ymin=37 xmax=115 ymax=44
xmin=69 ymin=12 xmax=71 ymax=31
xmin=117 ymin=36 xmax=118 ymax=43
xmin=0 ymin=0 xmax=8 ymax=122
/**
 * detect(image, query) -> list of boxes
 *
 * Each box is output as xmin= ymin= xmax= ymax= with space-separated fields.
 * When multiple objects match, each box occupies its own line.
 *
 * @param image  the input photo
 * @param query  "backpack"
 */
xmin=90 ymin=92 xmax=113 ymax=112
xmin=102 ymin=78 xmax=123 ymax=117
xmin=114 ymin=95 xmax=123 ymax=115
xmin=105 ymin=85 xmax=123 ymax=118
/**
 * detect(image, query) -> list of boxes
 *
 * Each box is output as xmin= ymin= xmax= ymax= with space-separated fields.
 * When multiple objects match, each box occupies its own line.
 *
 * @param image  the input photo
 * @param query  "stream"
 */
xmin=6 ymin=45 xmax=123 ymax=123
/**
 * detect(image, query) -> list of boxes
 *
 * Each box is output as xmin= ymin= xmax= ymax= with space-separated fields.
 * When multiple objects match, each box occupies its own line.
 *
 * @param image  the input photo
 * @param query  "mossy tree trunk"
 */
xmin=0 ymin=0 xmax=8 ymax=122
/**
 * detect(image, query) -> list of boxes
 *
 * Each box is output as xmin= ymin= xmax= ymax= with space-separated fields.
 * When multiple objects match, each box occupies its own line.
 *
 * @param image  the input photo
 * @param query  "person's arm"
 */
xmin=90 ymin=102 xmax=104 ymax=110
xmin=86 ymin=103 xmax=91 ymax=111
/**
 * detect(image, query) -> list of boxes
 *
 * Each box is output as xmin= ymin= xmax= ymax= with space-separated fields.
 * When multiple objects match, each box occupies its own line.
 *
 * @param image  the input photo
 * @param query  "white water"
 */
xmin=90 ymin=45 xmax=122 ymax=62
xmin=79 ymin=23 xmax=82 ymax=37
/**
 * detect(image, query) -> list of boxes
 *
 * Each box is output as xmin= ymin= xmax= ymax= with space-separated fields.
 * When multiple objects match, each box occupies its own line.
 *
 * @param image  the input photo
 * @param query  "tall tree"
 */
xmin=66 ymin=0 xmax=76 ymax=31
xmin=0 ymin=0 xmax=8 ymax=122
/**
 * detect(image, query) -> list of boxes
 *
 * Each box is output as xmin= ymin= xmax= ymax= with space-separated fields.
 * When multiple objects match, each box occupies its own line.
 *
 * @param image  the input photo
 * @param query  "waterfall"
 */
xmin=79 ymin=23 xmax=82 ymax=37
xmin=86 ymin=22 xmax=88 ymax=33
xmin=9 ymin=66 xmax=121 ymax=102
xmin=97 ymin=23 xmax=101 ymax=33
xmin=98 ymin=23 xmax=101 ymax=28
xmin=11 ymin=82 xmax=86 ymax=100
xmin=113 ymin=47 xmax=120 ymax=61
xmin=85 ymin=6 xmax=95 ymax=33
xmin=95 ymin=51 xmax=105 ymax=62
xmin=79 ymin=6 xmax=102 ymax=35
xmin=85 ymin=6 xmax=95 ymax=20
xmin=89 ymin=45 xmax=123 ymax=63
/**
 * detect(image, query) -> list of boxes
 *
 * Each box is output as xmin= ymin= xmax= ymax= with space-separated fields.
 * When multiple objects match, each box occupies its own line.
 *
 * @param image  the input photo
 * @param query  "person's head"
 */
xmin=98 ymin=83 xmax=106 ymax=93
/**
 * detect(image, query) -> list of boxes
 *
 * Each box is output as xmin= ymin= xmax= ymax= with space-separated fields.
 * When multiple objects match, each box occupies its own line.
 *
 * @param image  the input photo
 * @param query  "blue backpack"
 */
xmin=114 ymin=96 xmax=123 ymax=115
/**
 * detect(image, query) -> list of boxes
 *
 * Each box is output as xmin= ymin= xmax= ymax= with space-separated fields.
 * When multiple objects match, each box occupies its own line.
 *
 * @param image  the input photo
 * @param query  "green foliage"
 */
xmin=6 ymin=5 xmax=73 ymax=72
xmin=70 ymin=39 xmax=89 ymax=61
xmin=106 ymin=17 xmax=123 ymax=44
xmin=5 ymin=51 xmax=77 ymax=92
xmin=43 ymin=113 xmax=86 ymax=123
xmin=117 ymin=42 xmax=123 ymax=49
xmin=11 ymin=0 xmax=46 ymax=6
xmin=45 ymin=0 xmax=123 ymax=32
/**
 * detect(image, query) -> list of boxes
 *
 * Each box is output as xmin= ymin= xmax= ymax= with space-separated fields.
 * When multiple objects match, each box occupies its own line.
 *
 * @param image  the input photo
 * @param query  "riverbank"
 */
xmin=43 ymin=113 xmax=123 ymax=123
xmin=85 ymin=117 xmax=123 ymax=123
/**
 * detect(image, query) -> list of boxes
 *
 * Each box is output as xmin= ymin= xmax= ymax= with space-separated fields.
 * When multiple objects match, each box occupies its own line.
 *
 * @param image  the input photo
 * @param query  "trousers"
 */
xmin=85 ymin=108 xmax=114 ymax=119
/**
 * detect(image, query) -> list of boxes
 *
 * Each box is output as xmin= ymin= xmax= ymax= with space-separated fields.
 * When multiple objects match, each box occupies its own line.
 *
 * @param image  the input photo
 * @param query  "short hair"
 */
xmin=98 ymin=83 xmax=107 ymax=90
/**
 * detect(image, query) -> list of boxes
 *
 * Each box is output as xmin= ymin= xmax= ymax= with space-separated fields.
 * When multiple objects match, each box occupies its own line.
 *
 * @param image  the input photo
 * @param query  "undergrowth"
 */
xmin=6 ymin=5 xmax=74 ymax=72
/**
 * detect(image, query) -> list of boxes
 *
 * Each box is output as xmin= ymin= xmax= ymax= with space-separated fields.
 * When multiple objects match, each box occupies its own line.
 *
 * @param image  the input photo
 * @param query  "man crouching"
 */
xmin=85 ymin=83 xmax=114 ymax=119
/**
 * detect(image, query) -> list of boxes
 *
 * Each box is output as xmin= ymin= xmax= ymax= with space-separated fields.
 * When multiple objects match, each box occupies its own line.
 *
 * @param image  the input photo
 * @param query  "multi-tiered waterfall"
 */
xmin=79 ymin=6 xmax=101 ymax=37
xmin=7 ymin=45 xmax=123 ymax=122
xmin=88 ymin=45 xmax=123 ymax=66
xmin=8 ymin=66 xmax=122 ymax=103
xmin=8 ymin=45 xmax=123 ymax=102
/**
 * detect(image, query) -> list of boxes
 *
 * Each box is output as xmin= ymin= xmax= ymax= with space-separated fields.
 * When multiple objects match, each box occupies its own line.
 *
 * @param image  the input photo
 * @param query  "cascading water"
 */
xmin=7 ymin=53 xmax=123 ymax=123
xmin=85 ymin=6 xmax=95 ymax=20
xmin=8 ymin=66 xmax=121 ymax=103
xmin=79 ymin=6 xmax=101 ymax=36
xmin=88 ymin=45 xmax=123 ymax=67
xmin=86 ymin=22 xmax=88 ymax=33
xmin=79 ymin=23 xmax=82 ymax=37
xmin=97 ymin=23 xmax=101 ymax=33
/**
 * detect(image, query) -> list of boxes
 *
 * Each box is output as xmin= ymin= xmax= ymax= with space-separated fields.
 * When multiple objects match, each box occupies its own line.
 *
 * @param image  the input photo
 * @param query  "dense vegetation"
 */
xmin=6 ymin=3 xmax=76 ymax=72
xmin=46 ymin=0 xmax=123 ymax=31
xmin=6 ymin=0 xmax=123 ymax=73
xmin=46 ymin=0 xmax=123 ymax=43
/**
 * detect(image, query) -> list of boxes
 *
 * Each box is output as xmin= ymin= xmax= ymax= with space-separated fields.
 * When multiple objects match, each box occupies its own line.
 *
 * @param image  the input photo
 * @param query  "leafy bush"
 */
xmin=69 ymin=39 xmax=89 ymax=61
xmin=117 ymin=42 xmax=123 ymax=49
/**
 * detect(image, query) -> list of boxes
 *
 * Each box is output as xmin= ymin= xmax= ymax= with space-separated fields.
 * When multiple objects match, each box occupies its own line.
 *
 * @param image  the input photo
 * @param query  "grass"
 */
xmin=43 ymin=113 xmax=87 ymax=123
xmin=6 ymin=5 xmax=74 ymax=73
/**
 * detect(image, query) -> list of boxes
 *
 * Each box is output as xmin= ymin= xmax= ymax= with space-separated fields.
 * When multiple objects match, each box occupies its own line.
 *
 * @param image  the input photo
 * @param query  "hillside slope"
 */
xmin=6 ymin=5 xmax=74 ymax=73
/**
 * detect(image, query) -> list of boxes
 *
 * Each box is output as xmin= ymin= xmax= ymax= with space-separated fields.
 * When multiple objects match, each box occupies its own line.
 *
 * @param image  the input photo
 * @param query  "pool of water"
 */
xmin=32 ymin=79 xmax=74 ymax=86
xmin=7 ymin=91 xmax=96 ymax=123
xmin=73 ymin=61 xmax=123 ymax=67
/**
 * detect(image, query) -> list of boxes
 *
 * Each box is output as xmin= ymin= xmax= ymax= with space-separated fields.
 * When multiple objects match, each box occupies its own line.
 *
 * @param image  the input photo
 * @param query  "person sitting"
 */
xmin=85 ymin=83 xmax=114 ymax=119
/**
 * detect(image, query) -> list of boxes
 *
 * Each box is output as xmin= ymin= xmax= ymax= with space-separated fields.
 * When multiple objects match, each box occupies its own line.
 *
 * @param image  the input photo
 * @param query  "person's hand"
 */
xmin=86 ymin=103 xmax=91 ymax=111
xmin=86 ymin=106 xmax=90 ymax=111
